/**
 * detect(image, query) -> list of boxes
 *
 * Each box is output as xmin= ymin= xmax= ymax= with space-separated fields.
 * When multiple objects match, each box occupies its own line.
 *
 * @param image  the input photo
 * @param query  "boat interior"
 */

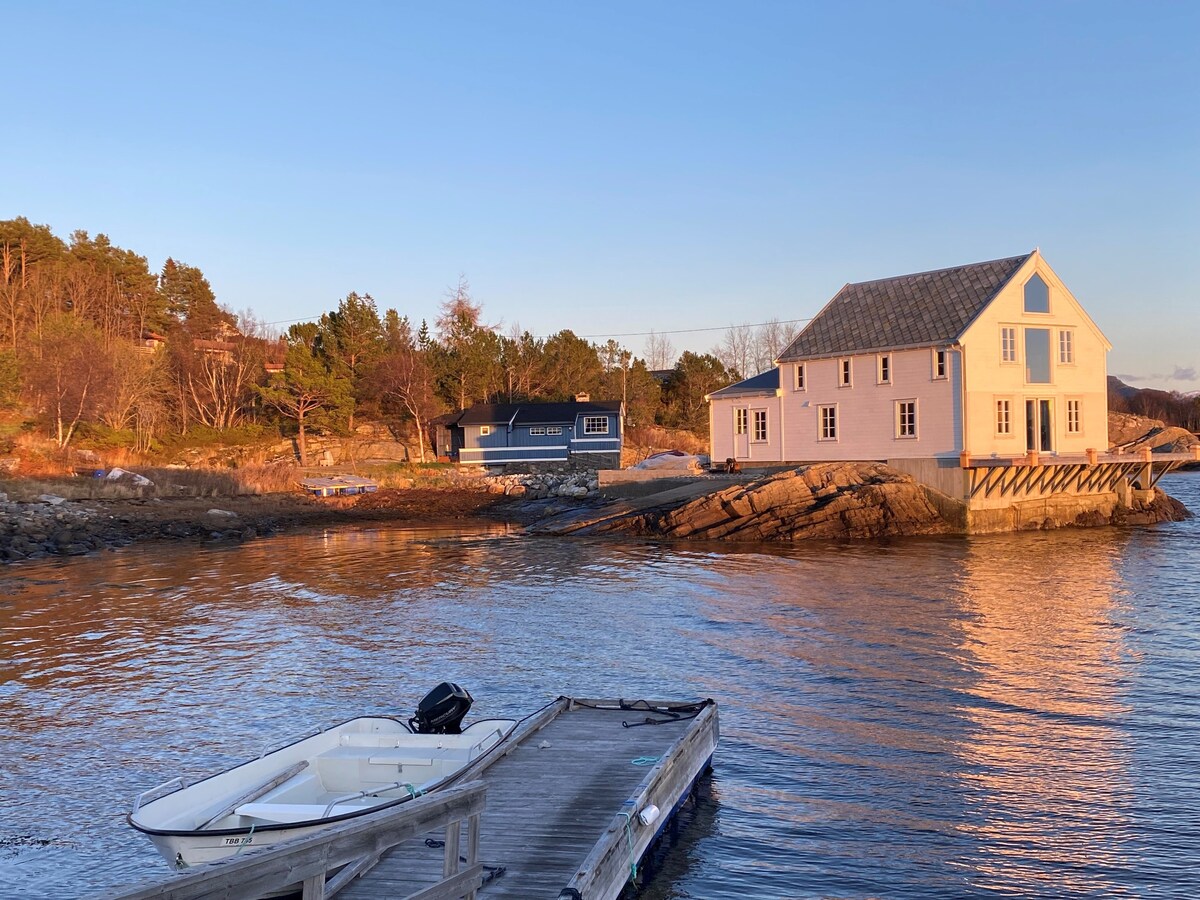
xmin=135 ymin=717 xmax=516 ymax=832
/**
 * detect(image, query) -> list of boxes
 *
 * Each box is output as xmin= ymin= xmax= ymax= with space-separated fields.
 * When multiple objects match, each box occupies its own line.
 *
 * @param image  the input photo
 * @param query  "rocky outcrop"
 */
xmin=1109 ymin=411 xmax=1198 ymax=454
xmin=537 ymin=463 xmax=954 ymax=540
xmin=532 ymin=461 xmax=1192 ymax=541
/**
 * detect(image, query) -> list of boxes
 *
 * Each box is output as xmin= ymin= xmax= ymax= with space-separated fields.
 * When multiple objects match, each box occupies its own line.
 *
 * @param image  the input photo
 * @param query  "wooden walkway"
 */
xmin=108 ymin=697 xmax=718 ymax=900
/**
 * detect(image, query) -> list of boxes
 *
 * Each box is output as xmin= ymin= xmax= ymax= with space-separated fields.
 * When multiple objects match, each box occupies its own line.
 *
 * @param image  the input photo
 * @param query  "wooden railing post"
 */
xmin=465 ymin=813 xmax=481 ymax=900
xmin=443 ymin=819 xmax=461 ymax=879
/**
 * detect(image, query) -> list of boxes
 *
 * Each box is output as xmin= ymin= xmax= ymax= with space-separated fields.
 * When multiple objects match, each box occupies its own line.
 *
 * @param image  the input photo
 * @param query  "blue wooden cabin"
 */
xmin=447 ymin=399 xmax=623 ymax=468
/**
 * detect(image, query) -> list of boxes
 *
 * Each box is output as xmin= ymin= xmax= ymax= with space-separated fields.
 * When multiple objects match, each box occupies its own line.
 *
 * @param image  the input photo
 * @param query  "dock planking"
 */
xmin=338 ymin=698 xmax=717 ymax=899
xmin=106 ymin=697 xmax=717 ymax=900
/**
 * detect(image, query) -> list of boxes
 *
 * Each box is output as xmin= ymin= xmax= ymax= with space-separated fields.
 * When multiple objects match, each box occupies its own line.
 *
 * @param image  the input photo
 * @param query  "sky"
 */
xmin=3 ymin=2 xmax=1197 ymax=389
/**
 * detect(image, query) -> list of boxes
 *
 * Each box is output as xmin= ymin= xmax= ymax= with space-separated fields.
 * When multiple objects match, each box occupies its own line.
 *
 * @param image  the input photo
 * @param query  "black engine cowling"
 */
xmin=410 ymin=682 xmax=473 ymax=734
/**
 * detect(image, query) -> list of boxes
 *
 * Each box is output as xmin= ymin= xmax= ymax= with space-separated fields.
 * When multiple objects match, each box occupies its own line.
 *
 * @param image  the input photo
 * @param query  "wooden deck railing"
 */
xmin=107 ymin=780 xmax=488 ymax=900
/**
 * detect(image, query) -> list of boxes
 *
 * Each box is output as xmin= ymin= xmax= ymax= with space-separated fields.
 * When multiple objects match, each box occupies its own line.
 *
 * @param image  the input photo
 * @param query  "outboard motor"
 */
xmin=411 ymin=682 xmax=473 ymax=734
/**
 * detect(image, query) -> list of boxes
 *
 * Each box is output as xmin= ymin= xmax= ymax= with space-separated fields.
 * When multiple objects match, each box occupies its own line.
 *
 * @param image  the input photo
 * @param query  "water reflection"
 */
xmin=955 ymin=531 xmax=1134 ymax=896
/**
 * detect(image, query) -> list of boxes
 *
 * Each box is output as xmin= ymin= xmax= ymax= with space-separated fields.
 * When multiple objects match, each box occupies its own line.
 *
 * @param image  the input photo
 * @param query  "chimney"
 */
xmin=575 ymin=392 xmax=590 ymax=402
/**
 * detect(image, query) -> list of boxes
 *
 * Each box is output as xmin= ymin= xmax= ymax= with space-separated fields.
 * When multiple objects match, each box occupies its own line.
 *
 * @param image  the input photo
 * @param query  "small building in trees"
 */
xmin=446 ymin=398 xmax=623 ymax=469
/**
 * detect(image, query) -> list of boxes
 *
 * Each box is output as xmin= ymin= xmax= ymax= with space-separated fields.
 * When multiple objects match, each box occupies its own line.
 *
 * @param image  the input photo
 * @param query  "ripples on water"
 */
xmin=2 ymin=477 xmax=1200 ymax=898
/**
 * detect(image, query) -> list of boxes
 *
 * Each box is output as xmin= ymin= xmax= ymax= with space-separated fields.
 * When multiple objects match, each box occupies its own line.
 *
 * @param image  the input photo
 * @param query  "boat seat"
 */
xmin=235 ymin=802 xmax=372 ymax=824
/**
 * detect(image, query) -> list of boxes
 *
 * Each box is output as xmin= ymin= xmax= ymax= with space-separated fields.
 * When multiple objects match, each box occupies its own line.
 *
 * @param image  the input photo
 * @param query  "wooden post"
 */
xmin=1086 ymin=447 xmax=1098 ymax=465
xmin=443 ymin=819 xmax=461 ymax=878
xmin=300 ymin=871 xmax=325 ymax=900
xmin=958 ymin=450 xmax=971 ymax=468
xmin=465 ymin=813 xmax=481 ymax=900
xmin=1026 ymin=450 xmax=1039 ymax=466
xmin=1139 ymin=447 xmax=1153 ymax=462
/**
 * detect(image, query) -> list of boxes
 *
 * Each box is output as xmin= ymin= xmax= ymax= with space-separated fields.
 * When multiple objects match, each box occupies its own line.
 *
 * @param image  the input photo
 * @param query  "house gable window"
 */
xmin=1001 ymin=327 xmax=1017 ymax=363
xmin=1059 ymin=330 xmax=1075 ymax=364
xmin=838 ymin=358 xmax=852 ymax=388
xmin=794 ymin=364 xmax=806 ymax=391
xmin=933 ymin=349 xmax=947 ymax=380
xmin=479 ymin=426 xmax=492 ymax=436
xmin=895 ymin=400 xmax=917 ymax=438
xmin=752 ymin=409 xmax=768 ymax=442
xmin=1024 ymin=273 xmax=1050 ymax=313
xmin=818 ymin=404 xmax=838 ymax=441
xmin=1025 ymin=328 xmax=1052 ymax=383
xmin=1067 ymin=399 xmax=1082 ymax=434
xmin=583 ymin=416 xmax=609 ymax=435
xmin=734 ymin=408 xmax=747 ymax=435
xmin=996 ymin=398 xmax=1012 ymax=436
xmin=877 ymin=354 xmax=891 ymax=385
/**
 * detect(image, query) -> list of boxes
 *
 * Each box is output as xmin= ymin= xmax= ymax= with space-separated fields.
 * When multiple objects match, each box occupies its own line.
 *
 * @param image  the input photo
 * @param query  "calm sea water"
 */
xmin=2 ymin=475 xmax=1200 ymax=899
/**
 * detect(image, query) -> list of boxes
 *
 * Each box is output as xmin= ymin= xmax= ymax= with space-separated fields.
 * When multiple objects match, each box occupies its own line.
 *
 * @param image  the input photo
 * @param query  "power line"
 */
xmin=259 ymin=313 xmax=813 ymax=340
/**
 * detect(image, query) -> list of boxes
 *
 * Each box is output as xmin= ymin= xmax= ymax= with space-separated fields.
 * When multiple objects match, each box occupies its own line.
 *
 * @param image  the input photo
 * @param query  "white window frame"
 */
xmin=582 ymin=416 xmax=609 ymax=435
xmin=995 ymin=398 xmax=1012 ymax=436
xmin=1067 ymin=398 xmax=1082 ymax=434
xmin=794 ymin=363 xmax=806 ymax=391
xmin=734 ymin=408 xmax=747 ymax=435
xmin=529 ymin=426 xmax=546 ymax=436
xmin=1058 ymin=329 xmax=1075 ymax=365
xmin=546 ymin=426 xmax=563 ymax=435
xmin=1001 ymin=326 xmax=1018 ymax=364
xmin=895 ymin=399 xmax=917 ymax=439
xmin=479 ymin=425 xmax=491 ymax=437
xmin=877 ymin=354 xmax=891 ymax=385
xmin=933 ymin=348 xmax=947 ymax=380
xmin=818 ymin=404 xmax=838 ymax=441
xmin=752 ymin=409 xmax=768 ymax=443
xmin=838 ymin=358 xmax=853 ymax=388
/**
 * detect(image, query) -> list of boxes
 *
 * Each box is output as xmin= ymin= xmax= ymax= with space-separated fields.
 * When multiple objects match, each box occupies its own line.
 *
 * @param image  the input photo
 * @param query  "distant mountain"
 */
xmin=1108 ymin=375 xmax=1142 ymax=403
xmin=1109 ymin=376 xmax=1199 ymax=432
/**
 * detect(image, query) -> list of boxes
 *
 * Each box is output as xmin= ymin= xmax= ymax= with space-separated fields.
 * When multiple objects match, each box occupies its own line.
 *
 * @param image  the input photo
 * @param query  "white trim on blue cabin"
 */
xmin=460 ymin=445 xmax=570 ymax=453
xmin=569 ymin=437 xmax=617 ymax=443
xmin=570 ymin=449 xmax=621 ymax=454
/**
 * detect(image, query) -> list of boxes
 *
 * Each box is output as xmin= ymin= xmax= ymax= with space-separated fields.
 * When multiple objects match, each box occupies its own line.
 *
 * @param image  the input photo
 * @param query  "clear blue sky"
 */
xmin=4 ymin=2 xmax=1197 ymax=388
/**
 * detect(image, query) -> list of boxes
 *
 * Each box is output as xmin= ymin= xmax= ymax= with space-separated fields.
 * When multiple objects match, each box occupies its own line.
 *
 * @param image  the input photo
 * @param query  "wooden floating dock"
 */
xmin=299 ymin=475 xmax=380 ymax=498
xmin=108 ymin=697 xmax=719 ymax=900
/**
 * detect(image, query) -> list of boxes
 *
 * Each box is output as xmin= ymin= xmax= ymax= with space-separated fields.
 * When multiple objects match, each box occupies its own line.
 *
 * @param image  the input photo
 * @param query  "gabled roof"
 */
xmin=707 ymin=368 xmax=779 ymax=399
xmin=454 ymin=400 xmax=622 ymax=427
xmin=777 ymin=252 xmax=1033 ymax=362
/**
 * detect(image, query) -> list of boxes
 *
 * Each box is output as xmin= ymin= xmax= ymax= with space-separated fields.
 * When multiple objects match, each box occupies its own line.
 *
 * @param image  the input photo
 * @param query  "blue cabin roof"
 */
xmin=453 ymin=400 xmax=622 ymax=427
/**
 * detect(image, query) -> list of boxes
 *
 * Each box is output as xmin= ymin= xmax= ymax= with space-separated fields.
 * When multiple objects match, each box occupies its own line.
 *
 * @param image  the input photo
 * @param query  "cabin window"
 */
xmin=1059 ymin=330 xmax=1075 ymax=364
xmin=794 ymin=364 xmax=806 ymax=391
xmin=895 ymin=400 xmax=917 ymax=438
xmin=479 ymin=426 xmax=491 ymax=436
xmin=1001 ymin=327 xmax=1017 ymax=363
xmin=583 ymin=416 xmax=608 ymax=435
xmin=1067 ymin=399 xmax=1082 ymax=434
xmin=996 ymin=399 xmax=1012 ymax=435
xmin=546 ymin=426 xmax=562 ymax=435
xmin=878 ymin=354 xmax=891 ymax=385
xmin=529 ymin=426 xmax=546 ymax=435
xmin=1024 ymin=273 xmax=1050 ymax=313
xmin=839 ymin=358 xmax=852 ymax=387
xmin=734 ymin=408 xmax=747 ymax=435
xmin=752 ymin=409 xmax=768 ymax=442
xmin=818 ymin=404 xmax=838 ymax=441
xmin=1025 ymin=328 xmax=1052 ymax=383
xmin=933 ymin=349 xmax=947 ymax=380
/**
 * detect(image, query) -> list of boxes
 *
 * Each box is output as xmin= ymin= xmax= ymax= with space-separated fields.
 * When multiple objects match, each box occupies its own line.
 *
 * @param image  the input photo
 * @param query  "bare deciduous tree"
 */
xmin=644 ymin=330 xmax=676 ymax=370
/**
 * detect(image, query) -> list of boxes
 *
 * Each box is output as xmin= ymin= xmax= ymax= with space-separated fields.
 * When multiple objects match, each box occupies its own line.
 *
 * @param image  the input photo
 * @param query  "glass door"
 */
xmin=1025 ymin=399 xmax=1053 ymax=452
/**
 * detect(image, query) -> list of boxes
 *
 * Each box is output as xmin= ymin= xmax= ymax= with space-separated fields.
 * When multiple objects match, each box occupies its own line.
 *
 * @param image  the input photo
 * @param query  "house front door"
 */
xmin=734 ymin=407 xmax=750 ymax=459
xmin=1025 ymin=399 xmax=1053 ymax=453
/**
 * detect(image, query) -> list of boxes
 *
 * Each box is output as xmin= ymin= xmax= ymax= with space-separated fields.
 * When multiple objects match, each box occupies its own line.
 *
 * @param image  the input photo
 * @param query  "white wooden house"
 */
xmin=704 ymin=252 xmax=1166 ymax=530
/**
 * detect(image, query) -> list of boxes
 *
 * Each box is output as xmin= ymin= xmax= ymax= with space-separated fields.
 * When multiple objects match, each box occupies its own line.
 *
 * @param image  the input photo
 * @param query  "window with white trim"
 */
xmin=996 ymin=399 xmax=1012 ymax=435
xmin=839 ymin=358 xmax=852 ymax=387
xmin=546 ymin=426 xmax=562 ymax=435
xmin=933 ymin=349 xmax=947 ymax=380
xmin=529 ymin=426 xmax=546 ymax=435
xmin=878 ymin=354 xmax=891 ymax=385
xmin=752 ymin=410 xmax=767 ymax=442
xmin=1067 ymin=399 xmax=1082 ymax=434
xmin=1001 ymin=327 xmax=1017 ymax=363
xmin=895 ymin=400 xmax=917 ymax=438
xmin=734 ymin=408 xmax=747 ymax=435
xmin=794 ymin=364 xmax=806 ymax=391
xmin=1059 ymin=330 xmax=1075 ymax=364
xmin=818 ymin=404 xmax=837 ymax=441
xmin=479 ymin=426 xmax=491 ymax=436
xmin=583 ymin=416 xmax=608 ymax=435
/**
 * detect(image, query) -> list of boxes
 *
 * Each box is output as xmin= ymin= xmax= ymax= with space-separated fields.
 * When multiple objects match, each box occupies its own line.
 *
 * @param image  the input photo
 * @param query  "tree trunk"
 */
xmin=297 ymin=410 xmax=308 ymax=465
